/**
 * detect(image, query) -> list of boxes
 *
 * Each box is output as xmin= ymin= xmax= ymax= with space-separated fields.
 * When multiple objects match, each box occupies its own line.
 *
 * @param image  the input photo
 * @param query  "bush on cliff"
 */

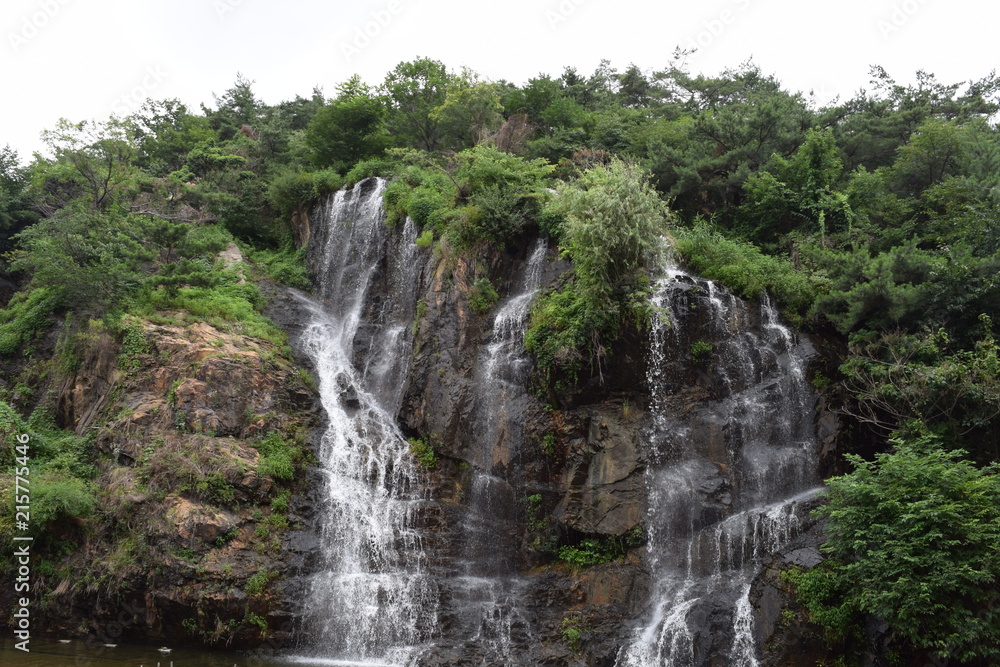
xmin=526 ymin=158 xmax=670 ymax=384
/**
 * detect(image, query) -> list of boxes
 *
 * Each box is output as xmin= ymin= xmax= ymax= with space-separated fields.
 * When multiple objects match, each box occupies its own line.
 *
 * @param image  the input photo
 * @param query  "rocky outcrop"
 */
xmin=25 ymin=299 xmax=320 ymax=651
xmin=553 ymin=402 xmax=646 ymax=537
xmin=388 ymin=225 xmax=842 ymax=664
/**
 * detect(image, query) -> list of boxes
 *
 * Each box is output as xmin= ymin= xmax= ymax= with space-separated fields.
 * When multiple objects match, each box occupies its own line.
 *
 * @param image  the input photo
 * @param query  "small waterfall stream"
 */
xmin=293 ymin=179 xmax=436 ymax=666
xmin=449 ymin=239 xmax=548 ymax=665
xmin=620 ymin=268 xmax=821 ymax=667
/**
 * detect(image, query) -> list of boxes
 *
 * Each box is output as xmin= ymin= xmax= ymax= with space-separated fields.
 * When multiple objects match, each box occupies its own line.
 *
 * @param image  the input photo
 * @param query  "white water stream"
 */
xmin=620 ymin=267 xmax=821 ymax=667
xmin=293 ymin=179 xmax=435 ymax=666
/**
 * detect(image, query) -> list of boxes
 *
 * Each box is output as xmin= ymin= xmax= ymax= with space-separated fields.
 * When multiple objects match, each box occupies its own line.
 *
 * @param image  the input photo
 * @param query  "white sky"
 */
xmin=1 ymin=0 xmax=997 ymax=160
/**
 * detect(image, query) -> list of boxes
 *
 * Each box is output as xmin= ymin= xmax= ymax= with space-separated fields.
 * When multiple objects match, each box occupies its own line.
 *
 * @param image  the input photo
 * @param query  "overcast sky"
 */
xmin=2 ymin=0 xmax=997 ymax=160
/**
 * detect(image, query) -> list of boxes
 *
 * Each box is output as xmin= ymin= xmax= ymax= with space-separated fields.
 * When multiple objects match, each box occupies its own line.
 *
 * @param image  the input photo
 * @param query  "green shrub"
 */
xmin=0 ymin=288 xmax=59 ymax=356
xmin=808 ymin=434 xmax=1000 ymax=661
xmin=382 ymin=147 xmax=553 ymax=248
xmin=526 ymin=159 xmax=670 ymax=384
xmin=254 ymin=432 xmax=299 ymax=482
xmin=267 ymin=168 xmax=345 ymax=219
xmin=251 ymin=245 xmax=311 ymax=289
xmin=556 ymin=528 xmax=645 ymax=568
xmin=182 ymin=617 xmax=199 ymax=635
xmin=116 ymin=317 xmax=150 ymax=372
xmin=344 ymin=157 xmax=396 ymax=186
xmin=243 ymin=609 xmax=268 ymax=634
xmin=525 ymin=277 xmax=621 ymax=384
xmin=560 ymin=615 xmax=590 ymax=653
xmin=551 ymin=159 xmax=670 ymax=298
xmin=675 ymin=220 xmax=815 ymax=322
xmin=407 ymin=437 xmax=437 ymax=469
xmin=783 ymin=565 xmax=861 ymax=644
xmin=134 ymin=280 xmax=288 ymax=348
xmin=468 ymin=276 xmax=499 ymax=313
xmin=690 ymin=339 xmax=713 ymax=363
xmin=270 ymin=489 xmax=291 ymax=513
xmin=177 ymin=223 xmax=233 ymax=258
xmin=244 ymin=569 xmax=274 ymax=596
xmin=18 ymin=472 xmax=95 ymax=535
xmin=415 ymin=228 xmax=434 ymax=248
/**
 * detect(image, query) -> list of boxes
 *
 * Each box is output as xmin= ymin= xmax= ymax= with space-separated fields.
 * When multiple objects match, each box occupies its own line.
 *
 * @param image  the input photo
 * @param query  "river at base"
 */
xmin=0 ymin=636 xmax=299 ymax=667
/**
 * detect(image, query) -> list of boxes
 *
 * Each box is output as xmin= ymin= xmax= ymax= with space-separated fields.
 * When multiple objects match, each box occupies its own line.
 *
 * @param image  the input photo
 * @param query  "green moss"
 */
xmin=407 ymin=437 xmax=438 ymax=469
xmin=690 ymin=339 xmax=713 ymax=363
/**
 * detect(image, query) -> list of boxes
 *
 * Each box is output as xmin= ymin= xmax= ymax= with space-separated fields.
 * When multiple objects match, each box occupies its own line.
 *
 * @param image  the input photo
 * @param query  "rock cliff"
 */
xmin=1 ymin=180 xmax=841 ymax=665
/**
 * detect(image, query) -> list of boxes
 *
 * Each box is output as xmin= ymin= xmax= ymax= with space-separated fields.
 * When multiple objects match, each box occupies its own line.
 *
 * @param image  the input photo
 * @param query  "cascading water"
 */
xmin=293 ymin=179 xmax=437 ymax=666
xmin=448 ymin=239 xmax=548 ymax=665
xmin=620 ymin=267 xmax=821 ymax=667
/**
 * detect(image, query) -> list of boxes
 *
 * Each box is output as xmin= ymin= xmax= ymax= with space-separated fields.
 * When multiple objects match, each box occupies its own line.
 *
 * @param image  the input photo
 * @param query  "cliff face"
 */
xmin=393 ymin=241 xmax=653 ymax=665
xmin=291 ymin=179 xmax=841 ymax=666
xmin=3 ymin=294 xmax=320 ymax=651
xmin=3 ymin=180 xmax=840 ymax=664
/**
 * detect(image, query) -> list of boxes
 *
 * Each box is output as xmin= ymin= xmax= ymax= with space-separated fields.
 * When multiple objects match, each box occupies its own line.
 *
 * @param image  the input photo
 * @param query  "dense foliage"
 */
xmin=525 ymin=158 xmax=670 ymax=382
xmin=2 ymin=55 xmax=1000 ymax=663
xmin=795 ymin=435 xmax=1000 ymax=663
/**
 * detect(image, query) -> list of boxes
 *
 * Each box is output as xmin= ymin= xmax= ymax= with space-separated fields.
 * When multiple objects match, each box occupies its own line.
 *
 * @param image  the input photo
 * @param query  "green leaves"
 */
xmin=305 ymin=90 xmax=387 ymax=172
xmin=840 ymin=322 xmax=1000 ymax=452
xmin=549 ymin=158 xmax=670 ymax=299
xmin=674 ymin=220 xmax=815 ymax=324
xmin=812 ymin=435 xmax=1000 ymax=661
xmin=526 ymin=159 xmax=670 ymax=383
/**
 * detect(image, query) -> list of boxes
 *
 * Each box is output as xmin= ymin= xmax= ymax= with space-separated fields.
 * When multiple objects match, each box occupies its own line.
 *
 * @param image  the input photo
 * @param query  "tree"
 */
xmin=10 ymin=205 xmax=151 ymax=311
xmin=812 ymin=435 xmax=1000 ymax=663
xmin=128 ymin=99 xmax=216 ymax=175
xmin=889 ymin=117 xmax=967 ymax=195
xmin=305 ymin=77 xmax=387 ymax=171
xmin=202 ymin=73 xmax=263 ymax=142
xmin=636 ymin=62 xmax=814 ymax=218
xmin=0 ymin=146 xmax=38 ymax=253
xmin=431 ymin=68 xmax=504 ymax=150
xmin=617 ymin=64 xmax=652 ymax=108
xmin=839 ymin=318 xmax=1000 ymax=457
xmin=834 ymin=67 xmax=1000 ymax=172
xmin=552 ymin=158 xmax=671 ymax=296
xmin=738 ymin=128 xmax=854 ymax=246
xmin=383 ymin=57 xmax=453 ymax=151
xmin=36 ymin=118 xmax=139 ymax=212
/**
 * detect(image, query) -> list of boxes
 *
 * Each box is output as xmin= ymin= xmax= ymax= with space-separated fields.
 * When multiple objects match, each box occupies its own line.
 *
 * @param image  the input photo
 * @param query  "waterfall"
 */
xmin=448 ymin=239 xmax=548 ymax=665
xmin=620 ymin=268 xmax=821 ymax=666
xmin=292 ymin=178 xmax=437 ymax=666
